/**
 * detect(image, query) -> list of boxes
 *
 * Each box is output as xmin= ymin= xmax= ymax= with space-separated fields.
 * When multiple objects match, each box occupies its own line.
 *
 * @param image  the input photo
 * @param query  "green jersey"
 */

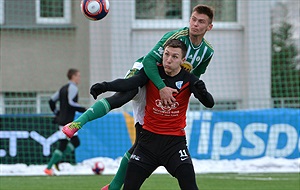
xmin=141 ymin=27 xmax=214 ymax=90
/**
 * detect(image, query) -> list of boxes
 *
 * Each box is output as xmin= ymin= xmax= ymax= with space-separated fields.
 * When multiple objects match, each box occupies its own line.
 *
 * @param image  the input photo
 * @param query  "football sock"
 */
xmin=109 ymin=151 xmax=131 ymax=190
xmin=47 ymin=149 xmax=63 ymax=169
xmin=74 ymin=98 xmax=111 ymax=127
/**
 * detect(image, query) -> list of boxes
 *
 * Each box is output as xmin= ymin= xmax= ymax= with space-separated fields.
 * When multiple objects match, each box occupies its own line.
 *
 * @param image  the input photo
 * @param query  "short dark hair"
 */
xmin=164 ymin=39 xmax=187 ymax=58
xmin=67 ymin=68 xmax=79 ymax=80
xmin=192 ymin=4 xmax=214 ymax=23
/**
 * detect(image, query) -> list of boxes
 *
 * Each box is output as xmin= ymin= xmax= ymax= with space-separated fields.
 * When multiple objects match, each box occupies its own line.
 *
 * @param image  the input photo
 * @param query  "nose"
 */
xmin=167 ymin=56 xmax=172 ymax=63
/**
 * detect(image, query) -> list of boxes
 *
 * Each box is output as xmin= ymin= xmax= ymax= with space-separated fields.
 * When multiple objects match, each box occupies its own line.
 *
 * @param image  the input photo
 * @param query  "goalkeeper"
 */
xmin=63 ymin=4 xmax=214 ymax=190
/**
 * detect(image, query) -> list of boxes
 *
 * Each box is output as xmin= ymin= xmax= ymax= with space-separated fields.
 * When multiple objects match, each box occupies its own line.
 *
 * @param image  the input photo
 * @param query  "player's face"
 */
xmin=163 ymin=46 xmax=185 ymax=76
xmin=72 ymin=72 xmax=81 ymax=85
xmin=189 ymin=12 xmax=213 ymax=37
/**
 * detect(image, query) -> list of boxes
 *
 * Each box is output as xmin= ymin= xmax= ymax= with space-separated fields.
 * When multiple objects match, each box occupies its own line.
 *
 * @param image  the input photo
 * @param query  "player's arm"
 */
xmin=142 ymin=53 xmax=165 ymax=90
xmin=142 ymin=29 xmax=182 ymax=89
xmin=68 ymin=85 xmax=86 ymax=113
xmin=90 ymin=69 xmax=148 ymax=99
xmin=190 ymin=76 xmax=214 ymax=108
xmin=49 ymin=91 xmax=59 ymax=114
xmin=143 ymin=31 xmax=181 ymax=104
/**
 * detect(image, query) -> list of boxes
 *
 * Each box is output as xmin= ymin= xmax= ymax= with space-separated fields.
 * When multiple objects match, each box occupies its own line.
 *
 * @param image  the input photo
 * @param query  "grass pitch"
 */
xmin=0 ymin=173 xmax=299 ymax=190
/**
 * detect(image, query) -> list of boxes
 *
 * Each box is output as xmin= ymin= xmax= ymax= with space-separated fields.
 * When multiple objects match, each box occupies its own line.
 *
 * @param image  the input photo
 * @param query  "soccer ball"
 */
xmin=81 ymin=0 xmax=110 ymax=21
xmin=92 ymin=161 xmax=105 ymax=175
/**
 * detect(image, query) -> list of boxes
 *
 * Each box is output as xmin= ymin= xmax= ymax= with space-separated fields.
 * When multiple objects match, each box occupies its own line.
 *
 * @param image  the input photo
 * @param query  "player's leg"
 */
xmin=106 ymin=123 xmax=143 ymax=190
xmin=123 ymin=130 xmax=158 ymax=190
xmin=63 ymin=89 xmax=138 ymax=138
xmin=123 ymin=162 xmax=150 ymax=190
xmin=102 ymin=86 xmax=145 ymax=190
xmin=65 ymin=135 xmax=80 ymax=153
xmin=174 ymin=164 xmax=198 ymax=190
xmin=55 ymin=136 xmax=80 ymax=171
xmin=44 ymin=138 xmax=68 ymax=175
xmin=162 ymin=136 xmax=198 ymax=190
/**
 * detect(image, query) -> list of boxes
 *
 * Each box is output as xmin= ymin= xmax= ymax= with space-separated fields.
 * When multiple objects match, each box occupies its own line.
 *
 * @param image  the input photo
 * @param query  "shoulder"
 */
xmin=68 ymin=82 xmax=78 ymax=92
xmin=165 ymin=27 xmax=188 ymax=35
xmin=203 ymin=38 xmax=214 ymax=51
xmin=162 ymin=27 xmax=189 ymax=45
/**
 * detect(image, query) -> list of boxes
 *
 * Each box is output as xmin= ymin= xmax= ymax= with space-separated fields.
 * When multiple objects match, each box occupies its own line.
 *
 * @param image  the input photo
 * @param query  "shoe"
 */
xmin=44 ymin=168 xmax=53 ymax=176
xmin=54 ymin=162 xmax=60 ymax=171
xmin=62 ymin=122 xmax=81 ymax=138
xmin=101 ymin=184 xmax=109 ymax=190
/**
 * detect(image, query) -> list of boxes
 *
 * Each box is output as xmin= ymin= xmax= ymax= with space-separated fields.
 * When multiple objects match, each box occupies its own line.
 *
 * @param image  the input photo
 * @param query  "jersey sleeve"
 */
xmin=190 ymin=75 xmax=214 ymax=108
xmin=68 ymin=84 xmax=86 ymax=113
xmin=105 ymin=68 xmax=149 ymax=92
xmin=142 ymin=29 xmax=182 ymax=90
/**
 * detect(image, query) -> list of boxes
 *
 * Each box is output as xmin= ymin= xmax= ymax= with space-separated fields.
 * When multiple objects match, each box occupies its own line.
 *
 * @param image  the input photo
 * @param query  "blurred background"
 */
xmin=0 ymin=0 xmax=299 ymax=175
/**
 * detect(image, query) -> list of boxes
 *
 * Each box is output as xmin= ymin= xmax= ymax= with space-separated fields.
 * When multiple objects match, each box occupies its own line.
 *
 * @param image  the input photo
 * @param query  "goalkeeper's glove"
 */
xmin=90 ymin=82 xmax=107 ymax=100
xmin=194 ymin=80 xmax=207 ymax=95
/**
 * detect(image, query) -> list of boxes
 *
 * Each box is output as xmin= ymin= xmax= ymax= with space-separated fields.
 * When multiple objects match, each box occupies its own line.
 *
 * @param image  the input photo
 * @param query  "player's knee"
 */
xmin=175 ymin=164 xmax=198 ymax=190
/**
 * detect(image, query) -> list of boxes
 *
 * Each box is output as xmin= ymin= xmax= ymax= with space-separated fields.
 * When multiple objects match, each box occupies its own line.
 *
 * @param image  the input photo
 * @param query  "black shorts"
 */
xmin=129 ymin=128 xmax=192 ymax=177
xmin=128 ymin=122 xmax=143 ymax=154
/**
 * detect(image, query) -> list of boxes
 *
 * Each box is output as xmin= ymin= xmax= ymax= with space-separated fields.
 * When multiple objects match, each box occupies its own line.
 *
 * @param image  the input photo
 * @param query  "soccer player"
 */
xmin=63 ymin=4 xmax=214 ymax=189
xmin=44 ymin=68 xmax=86 ymax=176
xmin=86 ymin=39 xmax=214 ymax=189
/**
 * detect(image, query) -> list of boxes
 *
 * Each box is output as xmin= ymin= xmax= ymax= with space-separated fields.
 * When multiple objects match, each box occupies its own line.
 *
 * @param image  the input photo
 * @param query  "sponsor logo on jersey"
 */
xmin=158 ymin=47 xmax=164 ymax=55
xmin=155 ymin=99 xmax=179 ymax=112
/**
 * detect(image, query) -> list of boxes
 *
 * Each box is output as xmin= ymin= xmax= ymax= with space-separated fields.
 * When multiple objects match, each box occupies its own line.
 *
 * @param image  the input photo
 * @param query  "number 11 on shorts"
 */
xmin=179 ymin=149 xmax=189 ymax=161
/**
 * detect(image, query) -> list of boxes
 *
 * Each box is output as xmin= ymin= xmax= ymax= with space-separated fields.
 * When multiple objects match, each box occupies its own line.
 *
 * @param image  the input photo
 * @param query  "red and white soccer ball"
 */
xmin=81 ymin=0 xmax=110 ymax=21
xmin=92 ymin=161 xmax=105 ymax=175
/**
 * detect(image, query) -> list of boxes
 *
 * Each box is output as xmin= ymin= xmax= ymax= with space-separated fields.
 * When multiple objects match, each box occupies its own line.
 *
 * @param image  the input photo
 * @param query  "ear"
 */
xmin=207 ymin=23 xmax=213 ymax=31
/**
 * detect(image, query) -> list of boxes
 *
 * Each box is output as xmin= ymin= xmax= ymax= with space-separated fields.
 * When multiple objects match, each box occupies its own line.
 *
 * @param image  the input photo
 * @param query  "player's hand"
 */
xmin=194 ymin=80 xmax=207 ymax=95
xmin=159 ymin=87 xmax=178 ymax=106
xmin=90 ymin=82 xmax=107 ymax=100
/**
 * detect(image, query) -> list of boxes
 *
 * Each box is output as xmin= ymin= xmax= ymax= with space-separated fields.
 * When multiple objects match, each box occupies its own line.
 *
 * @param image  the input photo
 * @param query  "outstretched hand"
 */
xmin=159 ymin=87 xmax=178 ymax=106
xmin=90 ymin=82 xmax=107 ymax=100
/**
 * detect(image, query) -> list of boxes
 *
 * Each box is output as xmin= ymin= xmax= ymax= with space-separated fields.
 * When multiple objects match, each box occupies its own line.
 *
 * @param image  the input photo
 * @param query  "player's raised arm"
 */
xmin=191 ymin=79 xmax=214 ymax=108
xmin=90 ymin=69 xmax=148 ymax=99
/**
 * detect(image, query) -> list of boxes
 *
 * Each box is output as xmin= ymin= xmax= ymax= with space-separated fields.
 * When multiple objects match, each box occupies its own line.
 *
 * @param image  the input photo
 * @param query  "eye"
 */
xmin=199 ymin=19 xmax=206 ymax=24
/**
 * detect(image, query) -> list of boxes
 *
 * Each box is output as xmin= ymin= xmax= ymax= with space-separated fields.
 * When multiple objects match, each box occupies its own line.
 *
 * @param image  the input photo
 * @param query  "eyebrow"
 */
xmin=165 ymin=51 xmax=180 ymax=57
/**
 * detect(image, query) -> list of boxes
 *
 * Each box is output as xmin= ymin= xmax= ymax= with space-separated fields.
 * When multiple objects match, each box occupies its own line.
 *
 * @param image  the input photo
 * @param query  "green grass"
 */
xmin=0 ymin=173 xmax=299 ymax=190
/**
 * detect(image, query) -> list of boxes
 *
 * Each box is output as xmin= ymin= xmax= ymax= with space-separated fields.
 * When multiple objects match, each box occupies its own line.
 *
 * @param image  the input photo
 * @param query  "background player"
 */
xmin=44 ymin=68 xmax=86 ymax=176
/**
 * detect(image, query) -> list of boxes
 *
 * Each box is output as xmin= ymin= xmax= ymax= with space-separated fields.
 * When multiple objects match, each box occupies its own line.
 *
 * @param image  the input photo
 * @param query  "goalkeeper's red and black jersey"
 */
xmin=143 ymin=65 xmax=199 ymax=136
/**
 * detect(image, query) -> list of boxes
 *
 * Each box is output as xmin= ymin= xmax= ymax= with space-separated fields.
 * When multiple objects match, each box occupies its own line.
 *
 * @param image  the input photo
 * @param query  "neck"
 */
xmin=190 ymin=35 xmax=203 ymax=46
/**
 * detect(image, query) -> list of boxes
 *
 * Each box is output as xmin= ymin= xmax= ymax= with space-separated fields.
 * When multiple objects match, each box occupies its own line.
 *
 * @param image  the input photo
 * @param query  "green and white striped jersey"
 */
xmin=140 ymin=27 xmax=214 ymax=90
